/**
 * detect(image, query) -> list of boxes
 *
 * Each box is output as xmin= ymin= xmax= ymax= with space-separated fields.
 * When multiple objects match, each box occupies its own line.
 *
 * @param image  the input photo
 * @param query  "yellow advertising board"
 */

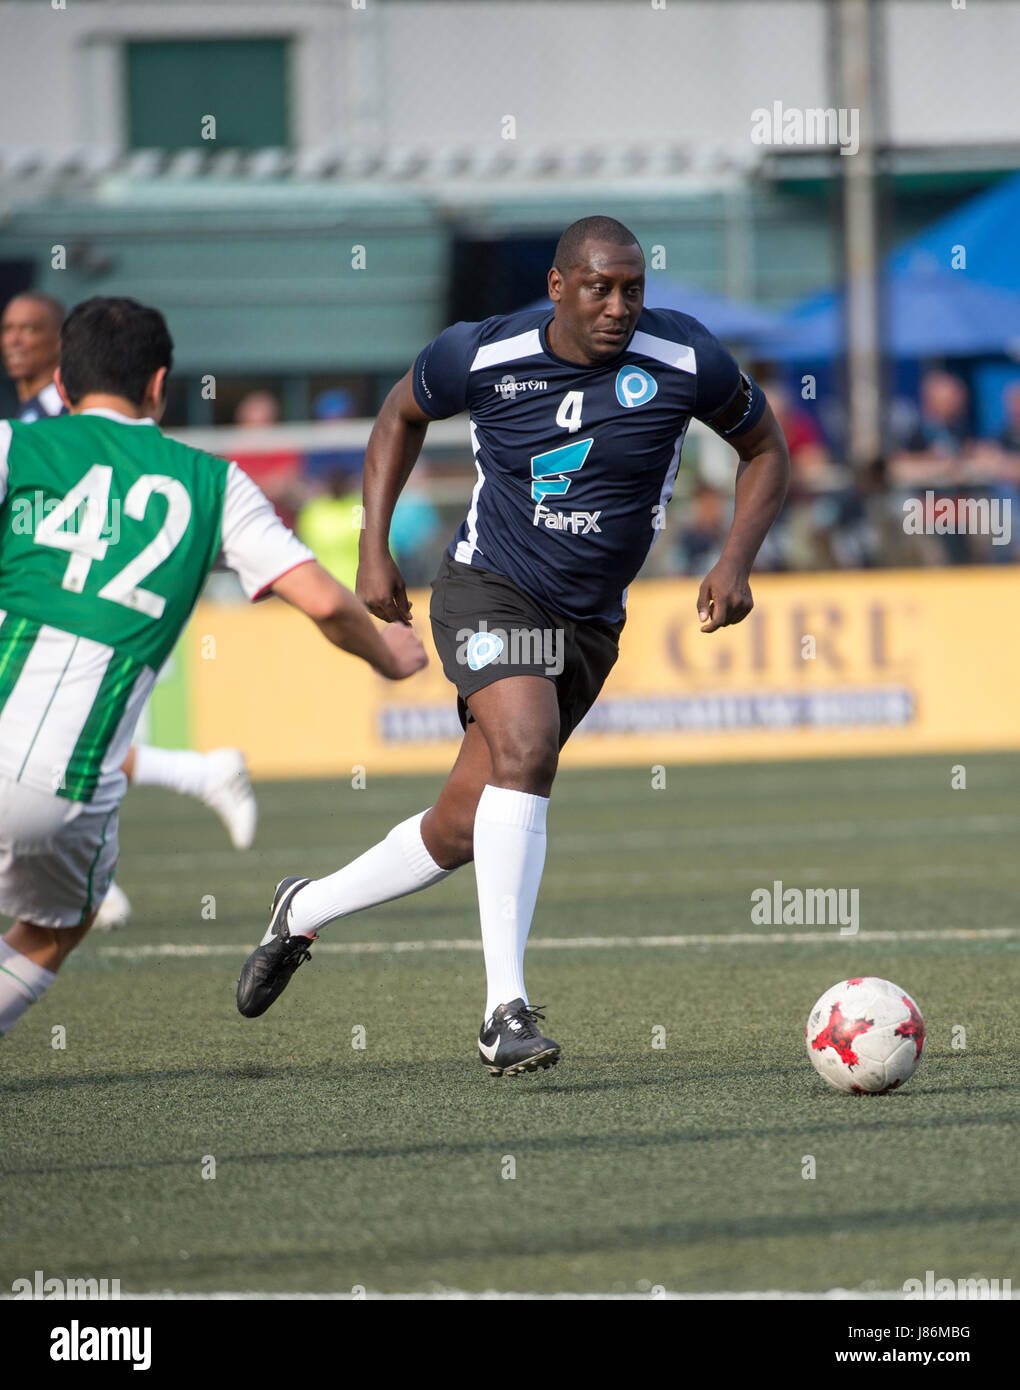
xmin=184 ymin=566 xmax=1019 ymax=779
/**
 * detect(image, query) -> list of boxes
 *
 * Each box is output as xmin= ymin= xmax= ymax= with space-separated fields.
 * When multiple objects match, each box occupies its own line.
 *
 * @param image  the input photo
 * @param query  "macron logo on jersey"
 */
xmin=495 ymin=374 xmax=548 ymax=402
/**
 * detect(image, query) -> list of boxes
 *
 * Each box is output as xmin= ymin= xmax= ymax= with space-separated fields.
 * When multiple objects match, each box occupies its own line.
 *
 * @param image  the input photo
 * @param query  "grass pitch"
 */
xmin=1 ymin=753 xmax=1018 ymax=1296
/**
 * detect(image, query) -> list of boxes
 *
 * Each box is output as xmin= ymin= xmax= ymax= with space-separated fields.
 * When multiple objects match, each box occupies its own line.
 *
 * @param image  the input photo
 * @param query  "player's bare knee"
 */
xmin=422 ymin=807 xmax=474 ymax=869
xmin=489 ymin=735 xmax=559 ymax=794
xmin=435 ymin=831 xmax=474 ymax=870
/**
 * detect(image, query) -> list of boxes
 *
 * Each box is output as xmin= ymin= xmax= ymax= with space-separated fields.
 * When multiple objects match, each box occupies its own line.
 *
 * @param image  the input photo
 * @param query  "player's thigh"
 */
xmin=0 ymin=776 xmax=119 ymax=932
xmin=466 ymin=675 xmax=561 ymax=790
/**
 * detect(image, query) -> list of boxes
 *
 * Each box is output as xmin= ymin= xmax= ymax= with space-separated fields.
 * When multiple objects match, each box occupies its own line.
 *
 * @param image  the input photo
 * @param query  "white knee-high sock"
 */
xmin=474 ymin=785 xmax=549 ymax=1023
xmin=0 ymin=940 xmax=56 ymax=1037
xmin=131 ymin=745 xmax=208 ymax=799
xmin=284 ymin=810 xmax=454 ymax=938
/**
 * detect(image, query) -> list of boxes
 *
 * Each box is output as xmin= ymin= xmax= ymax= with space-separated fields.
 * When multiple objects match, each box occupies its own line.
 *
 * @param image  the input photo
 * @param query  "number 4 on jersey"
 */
xmin=34 ymin=464 xmax=114 ymax=594
xmin=555 ymin=390 xmax=584 ymax=434
xmin=534 ymin=390 xmax=590 ymax=502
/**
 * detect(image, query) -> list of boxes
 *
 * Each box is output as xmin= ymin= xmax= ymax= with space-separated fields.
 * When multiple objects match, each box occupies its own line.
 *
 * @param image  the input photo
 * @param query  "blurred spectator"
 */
xmin=890 ymin=371 xmax=1004 ymax=564
xmin=296 ymin=463 xmax=441 ymax=592
xmin=889 ymin=370 xmax=1006 ymax=482
xmin=230 ymin=390 xmax=305 ymax=528
xmin=1 ymin=291 xmax=65 ymax=420
xmin=313 ymin=388 xmax=354 ymax=422
xmin=296 ymin=469 xmax=363 ymax=590
xmin=989 ymin=384 xmax=1020 ymax=560
xmin=998 ymin=382 xmax=1020 ymax=470
xmin=234 ymin=390 xmax=281 ymax=428
xmin=389 ymin=465 xmax=442 ymax=586
xmin=899 ymin=371 xmax=971 ymax=460
xmin=304 ymin=386 xmax=364 ymax=485
xmin=764 ymin=381 xmax=859 ymax=569
xmin=765 ymin=381 xmax=832 ymax=479
xmin=671 ymin=481 xmax=730 ymax=575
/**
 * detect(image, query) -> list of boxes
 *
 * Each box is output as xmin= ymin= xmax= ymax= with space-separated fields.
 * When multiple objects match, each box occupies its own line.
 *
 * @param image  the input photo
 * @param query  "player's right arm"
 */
xmin=357 ymin=369 xmax=432 ymax=624
xmin=270 ymin=561 xmax=426 ymax=680
xmin=218 ymin=460 xmax=426 ymax=680
xmin=358 ymin=319 xmax=478 ymax=623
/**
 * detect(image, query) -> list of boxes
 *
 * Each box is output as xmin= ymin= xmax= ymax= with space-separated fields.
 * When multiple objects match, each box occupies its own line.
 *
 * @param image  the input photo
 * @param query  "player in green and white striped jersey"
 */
xmin=3 ymin=289 xmax=261 ymax=931
xmin=0 ymin=296 xmax=427 ymax=1038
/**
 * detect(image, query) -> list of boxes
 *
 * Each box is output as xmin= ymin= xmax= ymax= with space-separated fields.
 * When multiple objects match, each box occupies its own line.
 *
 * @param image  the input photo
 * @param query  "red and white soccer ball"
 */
xmin=806 ymin=977 xmax=926 ymax=1094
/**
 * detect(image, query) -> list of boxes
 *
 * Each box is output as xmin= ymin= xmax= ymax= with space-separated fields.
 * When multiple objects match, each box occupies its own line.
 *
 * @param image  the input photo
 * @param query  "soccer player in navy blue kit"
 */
xmin=238 ymin=217 xmax=790 ymax=1075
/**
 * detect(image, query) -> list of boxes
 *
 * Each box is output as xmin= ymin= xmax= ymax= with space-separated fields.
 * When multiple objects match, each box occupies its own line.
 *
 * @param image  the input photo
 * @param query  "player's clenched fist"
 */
xmin=697 ymin=559 xmax=754 ymax=633
xmin=378 ymin=620 xmax=428 ymax=679
xmin=357 ymin=549 xmax=412 ymax=624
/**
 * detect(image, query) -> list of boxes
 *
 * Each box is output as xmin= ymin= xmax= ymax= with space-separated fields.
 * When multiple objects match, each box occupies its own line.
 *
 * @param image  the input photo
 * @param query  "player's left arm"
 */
xmin=679 ymin=325 xmax=790 ymax=635
xmin=697 ymin=401 xmax=789 ymax=633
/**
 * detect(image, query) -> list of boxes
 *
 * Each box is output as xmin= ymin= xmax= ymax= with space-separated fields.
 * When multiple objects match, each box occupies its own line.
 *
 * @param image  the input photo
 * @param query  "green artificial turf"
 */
xmin=2 ymin=753 xmax=1017 ymax=1295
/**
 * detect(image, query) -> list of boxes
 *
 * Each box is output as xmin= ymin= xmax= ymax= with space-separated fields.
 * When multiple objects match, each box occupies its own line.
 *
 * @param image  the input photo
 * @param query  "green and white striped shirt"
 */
xmin=0 ymin=409 xmax=313 ymax=809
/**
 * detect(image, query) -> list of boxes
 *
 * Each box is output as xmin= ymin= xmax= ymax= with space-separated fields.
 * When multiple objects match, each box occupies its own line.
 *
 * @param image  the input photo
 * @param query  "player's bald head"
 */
xmin=553 ymin=217 xmax=642 ymax=275
xmin=546 ymin=217 xmax=645 ymax=366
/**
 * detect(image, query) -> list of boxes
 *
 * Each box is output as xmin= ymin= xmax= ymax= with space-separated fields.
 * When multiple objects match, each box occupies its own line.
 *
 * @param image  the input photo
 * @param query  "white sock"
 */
xmin=285 ymin=810 xmax=453 ymax=938
xmin=0 ymin=940 xmax=56 ymax=1037
xmin=131 ymin=745 xmax=209 ymax=799
xmin=474 ymin=785 xmax=548 ymax=1023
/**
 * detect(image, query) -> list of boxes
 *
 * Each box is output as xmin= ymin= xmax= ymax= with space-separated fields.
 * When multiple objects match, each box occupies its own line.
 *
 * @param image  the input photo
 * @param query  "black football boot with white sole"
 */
xmin=236 ymin=876 xmax=314 ymax=1018
xmin=478 ymin=999 xmax=560 ymax=1077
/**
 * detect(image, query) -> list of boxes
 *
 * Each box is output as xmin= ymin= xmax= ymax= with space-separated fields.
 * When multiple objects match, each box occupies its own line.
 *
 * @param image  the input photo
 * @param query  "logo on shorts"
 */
xmin=465 ymin=629 xmax=505 ymax=670
xmin=615 ymin=366 xmax=657 ymax=408
xmin=456 ymin=620 xmax=564 ymax=678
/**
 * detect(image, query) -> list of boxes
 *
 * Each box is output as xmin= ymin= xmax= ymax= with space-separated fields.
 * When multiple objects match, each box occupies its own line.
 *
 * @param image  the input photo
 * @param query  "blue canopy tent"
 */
xmin=897 ymin=168 xmax=1020 ymax=299
xmin=758 ymin=169 xmax=1020 ymax=362
xmin=758 ymin=258 xmax=1020 ymax=362
xmin=525 ymin=273 xmax=784 ymax=345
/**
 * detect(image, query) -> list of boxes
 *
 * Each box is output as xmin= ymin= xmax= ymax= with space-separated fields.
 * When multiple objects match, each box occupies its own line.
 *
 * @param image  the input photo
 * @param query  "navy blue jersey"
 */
xmin=412 ymin=306 xmax=765 ymax=623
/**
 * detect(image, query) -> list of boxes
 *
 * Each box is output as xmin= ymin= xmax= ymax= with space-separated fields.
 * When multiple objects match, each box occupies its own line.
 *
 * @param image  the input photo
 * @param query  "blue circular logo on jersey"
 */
xmin=615 ymin=366 xmax=658 ymax=409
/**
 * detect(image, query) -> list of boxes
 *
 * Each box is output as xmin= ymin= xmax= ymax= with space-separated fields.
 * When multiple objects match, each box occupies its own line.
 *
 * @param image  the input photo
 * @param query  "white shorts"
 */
xmin=0 ymin=776 xmax=121 ymax=928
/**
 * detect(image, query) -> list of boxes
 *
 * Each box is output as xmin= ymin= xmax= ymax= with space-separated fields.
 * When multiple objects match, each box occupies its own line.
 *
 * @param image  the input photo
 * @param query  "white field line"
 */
xmin=37 ymin=1288 xmax=1015 ymax=1301
xmin=123 ymin=863 xmax=1017 ymax=895
xmin=96 ymin=926 xmax=1020 ymax=960
xmin=122 ymin=813 xmax=1020 ymax=873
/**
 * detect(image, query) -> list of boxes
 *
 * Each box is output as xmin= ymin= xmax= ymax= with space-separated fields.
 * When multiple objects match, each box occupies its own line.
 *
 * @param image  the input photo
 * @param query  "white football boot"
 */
xmin=201 ymin=748 xmax=257 ymax=850
xmin=93 ymin=880 xmax=132 ymax=932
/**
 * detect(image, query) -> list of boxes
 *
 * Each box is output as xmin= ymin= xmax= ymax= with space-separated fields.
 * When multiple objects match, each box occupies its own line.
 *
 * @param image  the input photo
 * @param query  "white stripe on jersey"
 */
xmin=633 ymin=424 xmax=690 ymax=606
xmin=657 ymin=424 xmax=689 ymax=518
xmin=627 ymin=331 xmax=697 ymax=375
xmin=469 ymin=329 xmax=543 ymax=374
xmin=0 ymin=625 xmax=111 ymax=795
xmin=454 ymin=422 xmax=486 ymax=565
